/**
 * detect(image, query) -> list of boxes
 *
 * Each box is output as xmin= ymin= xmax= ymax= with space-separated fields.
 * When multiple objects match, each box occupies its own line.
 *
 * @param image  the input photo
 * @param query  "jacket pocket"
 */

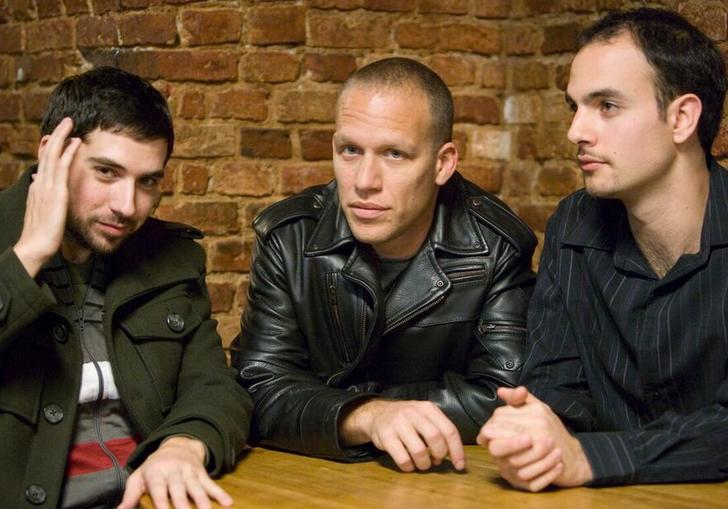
xmin=0 ymin=343 xmax=45 ymax=424
xmin=476 ymin=321 xmax=527 ymax=372
xmin=119 ymin=293 xmax=202 ymax=411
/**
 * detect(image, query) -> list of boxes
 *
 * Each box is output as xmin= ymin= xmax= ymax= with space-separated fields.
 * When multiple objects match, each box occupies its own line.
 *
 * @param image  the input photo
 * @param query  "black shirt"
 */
xmin=522 ymin=160 xmax=728 ymax=485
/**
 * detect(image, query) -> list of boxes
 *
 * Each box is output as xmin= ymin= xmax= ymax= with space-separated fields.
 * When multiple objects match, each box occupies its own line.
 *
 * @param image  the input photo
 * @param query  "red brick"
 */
xmin=513 ymin=62 xmax=550 ymax=90
xmin=453 ymin=95 xmax=500 ymax=125
xmin=518 ymin=203 xmax=556 ymax=233
xmin=209 ymin=87 xmax=268 ymax=121
xmin=542 ymin=22 xmax=579 ymax=54
xmin=453 ymin=130 xmax=468 ymax=160
xmin=10 ymin=0 xmax=35 ymax=20
xmin=362 ymin=0 xmax=415 ymax=11
xmin=207 ymin=281 xmax=236 ymax=313
xmin=427 ymin=55 xmax=476 ymax=86
xmin=420 ymin=0 xmax=468 ymax=14
xmin=26 ymin=18 xmax=73 ymax=52
xmin=241 ymin=52 xmax=300 ymax=83
xmin=0 ymin=125 xmax=12 ymax=153
xmin=212 ymin=161 xmax=274 ymax=197
xmin=542 ymin=91 xmax=572 ymax=123
xmin=0 ymin=1 xmax=9 ymax=23
xmin=537 ymin=161 xmax=581 ymax=197
xmin=395 ymin=22 xmax=438 ymax=49
xmin=556 ymin=63 xmax=570 ymax=91
xmin=118 ymin=50 xmax=238 ymax=82
xmin=277 ymin=90 xmax=337 ymax=123
xmin=504 ymin=94 xmax=541 ymax=124
xmin=22 ymin=91 xmax=50 ymax=121
xmin=174 ymin=123 xmax=236 ymax=158
xmin=177 ymin=89 xmax=206 ymax=119
xmin=473 ymin=0 xmax=510 ymax=18
xmin=64 ymin=0 xmax=91 ymax=14
xmin=155 ymin=201 xmax=239 ymax=235
xmin=564 ymin=0 xmax=597 ymax=11
xmin=503 ymin=159 xmax=538 ymax=197
xmin=679 ymin=1 xmax=728 ymax=41
xmin=8 ymin=124 xmax=39 ymax=156
xmin=249 ymin=4 xmax=306 ymax=45
xmin=457 ymin=161 xmax=503 ymax=193
xmin=119 ymin=12 xmax=177 ymax=46
xmin=280 ymin=164 xmax=334 ymax=194
xmin=179 ymin=162 xmax=208 ymax=194
xmin=158 ymin=164 xmax=174 ymax=195
xmin=0 ymin=24 xmax=22 ymax=53
xmin=209 ymin=237 xmax=250 ymax=272
xmin=76 ymin=15 xmax=118 ymax=47
xmin=181 ymin=8 xmax=242 ymax=46
xmin=518 ymin=123 xmax=572 ymax=159
xmin=309 ymin=12 xmax=391 ymax=49
xmin=234 ymin=278 xmax=249 ymax=311
xmin=481 ymin=61 xmax=506 ymax=89
xmin=0 ymin=93 xmax=22 ymax=122
xmin=304 ymin=53 xmax=357 ymax=82
xmin=300 ymin=129 xmax=333 ymax=161
xmin=0 ymin=57 xmax=12 ymax=87
xmin=240 ymin=128 xmax=292 ymax=159
xmin=37 ymin=0 xmax=62 ymax=18
xmin=438 ymin=24 xmax=501 ymax=55
xmin=92 ymin=0 xmax=119 ymax=13
xmin=512 ymin=0 xmax=562 ymax=17
xmin=506 ymin=24 xmax=541 ymax=55
xmin=711 ymin=122 xmax=728 ymax=157
xmin=470 ymin=127 xmax=511 ymax=160
xmin=308 ymin=0 xmax=362 ymax=8
xmin=15 ymin=53 xmax=71 ymax=84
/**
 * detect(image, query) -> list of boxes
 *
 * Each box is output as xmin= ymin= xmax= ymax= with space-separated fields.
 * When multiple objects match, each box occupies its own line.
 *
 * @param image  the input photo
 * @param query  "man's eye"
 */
xmin=342 ymin=145 xmax=359 ymax=155
xmin=96 ymin=167 xmax=115 ymax=177
xmin=388 ymin=149 xmax=403 ymax=159
xmin=601 ymin=101 xmax=618 ymax=112
xmin=140 ymin=177 xmax=160 ymax=188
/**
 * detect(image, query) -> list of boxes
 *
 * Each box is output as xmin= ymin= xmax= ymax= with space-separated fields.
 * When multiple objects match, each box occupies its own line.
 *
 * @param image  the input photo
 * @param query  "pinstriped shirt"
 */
xmin=522 ymin=160 xmax=728 ymax=486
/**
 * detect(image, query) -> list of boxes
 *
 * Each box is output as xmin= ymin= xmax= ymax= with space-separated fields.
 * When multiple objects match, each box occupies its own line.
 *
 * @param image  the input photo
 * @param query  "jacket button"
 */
xmin=472 ymin=199 xmax=482 ymax=206
xmin=43 ymin=404 xmax=64 ymax=424
xmin=25 ymin=484 xmax=46 ymax=505
xmin=166 ymin=313 xmax=185 ymax=333
xmin=52 ymin=323 xmax=69 ymax=343
xmin=505 ymin=360 xmax=516 ymax=369
xmin=435 ymin=280 xmax=444 ymax=287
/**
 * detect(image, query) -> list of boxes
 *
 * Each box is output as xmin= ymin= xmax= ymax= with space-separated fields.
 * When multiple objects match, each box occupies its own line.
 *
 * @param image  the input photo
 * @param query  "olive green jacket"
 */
xmin=0 ymin=168 xmax=252 ymax=508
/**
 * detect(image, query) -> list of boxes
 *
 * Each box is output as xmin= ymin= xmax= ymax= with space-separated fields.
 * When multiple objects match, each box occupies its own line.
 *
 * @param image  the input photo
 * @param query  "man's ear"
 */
xmin=36 ymin=135 xmax=52 ymax=161
xmin=670 ymin=93 xmax=702 ymax=145
xmin=434 ymin=141 xmax=458 ymax=186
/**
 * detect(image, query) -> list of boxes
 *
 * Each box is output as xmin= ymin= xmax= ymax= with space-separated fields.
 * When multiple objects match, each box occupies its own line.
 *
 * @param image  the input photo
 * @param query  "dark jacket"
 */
xmin=0 ymin=168 xmax=252 ymax=508
xmin=232 ymin=172 xmax=536 ymax=460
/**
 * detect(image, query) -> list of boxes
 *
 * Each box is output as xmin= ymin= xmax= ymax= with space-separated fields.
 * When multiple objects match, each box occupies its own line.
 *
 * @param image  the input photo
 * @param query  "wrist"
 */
xmin=12 ymin=242 xmax=50 ymax=279
xmin=339 ymin=398 xmax=383 ymax=446
xmin=160 ymin=435 xmax=207 ymax=464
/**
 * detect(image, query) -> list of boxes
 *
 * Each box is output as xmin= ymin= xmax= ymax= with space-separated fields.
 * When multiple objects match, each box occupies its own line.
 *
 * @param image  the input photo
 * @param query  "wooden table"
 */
xmin=140 ymin=445 xmax=728 ymax=508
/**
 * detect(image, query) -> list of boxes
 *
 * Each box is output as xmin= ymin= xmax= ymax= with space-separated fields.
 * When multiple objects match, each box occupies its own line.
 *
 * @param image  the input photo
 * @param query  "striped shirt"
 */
xmin=523 ymin=160 xmax=728 ymax=485
xmin=43 ymin=255 xmax=138 ymax=508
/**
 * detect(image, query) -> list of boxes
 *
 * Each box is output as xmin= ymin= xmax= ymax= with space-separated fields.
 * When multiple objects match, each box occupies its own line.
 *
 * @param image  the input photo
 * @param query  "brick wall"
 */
xmin=1 ymin=0 xmax=725 ymax=347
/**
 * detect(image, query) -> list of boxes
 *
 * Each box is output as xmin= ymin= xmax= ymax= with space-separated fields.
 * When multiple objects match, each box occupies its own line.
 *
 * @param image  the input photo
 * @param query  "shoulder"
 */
xmin=123 ymin=217 xmax=206 ymax=266
xmin=252 ymin=183 xmax=331 ymax=241
xmin=455 ymin=174 xmax=536 ymax=255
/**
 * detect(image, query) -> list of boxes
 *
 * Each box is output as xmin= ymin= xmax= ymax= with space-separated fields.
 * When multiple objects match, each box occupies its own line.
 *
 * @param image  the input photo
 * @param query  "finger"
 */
xmin=411 ymin=416 xmax=449 ymax=464
xmin=118 ymin=472 xmax=146 ymax=509
xmin=504 ymin=436 xmax=556 ymax=469
xmin=179 ymin=475 xmax=210 ymax=509
xmin=394 ymin=419 xmax=432 ymax=471
xmin=488 ymin=435 xmax=532 ymax=458
xmin=199 ymin=475 xmax=233 ymax=507
xmin=147 ymin=474 xmax=172 ymax=509
xmin=415 ymin=403 xmax=465 ymax=470
xmin=479 ymin=424 xmax=521 ymax=442
xmin=497 ymin=386 xmax=529 ymax=407
xmin=38 ymin=117 xmax=74 ymax=177
xmin=378 ymin=429 xmax=416 ymax=472
xmin=523 ymin=461 xmax=564 ymax=492
xmin=515 ymin=446 xmax=562 ymax=482
xmin=167 ymin=475 xmax=192 ymax=509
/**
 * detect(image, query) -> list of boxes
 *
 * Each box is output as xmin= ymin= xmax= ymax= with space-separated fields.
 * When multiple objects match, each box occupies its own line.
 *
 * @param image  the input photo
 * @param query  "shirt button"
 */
xmin=166 ymin=313 xmax=185 ymax=333
xmin=25 ymin=484 xmax=46 ymax=505
xmin=43 ymin=404 xmax=64 ymax=424
xmin=52 ymin=323 xmax=69 ymax=343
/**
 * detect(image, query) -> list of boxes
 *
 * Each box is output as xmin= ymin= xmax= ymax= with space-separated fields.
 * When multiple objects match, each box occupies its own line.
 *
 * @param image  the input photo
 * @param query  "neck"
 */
xmin=61 ymin=238 xmax=93 ymax=264
xmin=624 ymin=153 xmax=710 ymax=277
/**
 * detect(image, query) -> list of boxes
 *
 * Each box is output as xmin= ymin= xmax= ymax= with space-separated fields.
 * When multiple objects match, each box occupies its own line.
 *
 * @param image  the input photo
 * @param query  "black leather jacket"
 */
xmin=231 ymin=172 xmax=536 ymax=460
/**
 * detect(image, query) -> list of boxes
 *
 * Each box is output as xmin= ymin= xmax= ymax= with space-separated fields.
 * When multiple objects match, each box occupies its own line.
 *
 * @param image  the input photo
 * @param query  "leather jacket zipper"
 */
xmin=479 ymin=322 xmax=528 ymax=335
xmin=326 ymin=273 xmax=352 ymax=362
xmin=384 ymin=295 xmax=445 ymax=336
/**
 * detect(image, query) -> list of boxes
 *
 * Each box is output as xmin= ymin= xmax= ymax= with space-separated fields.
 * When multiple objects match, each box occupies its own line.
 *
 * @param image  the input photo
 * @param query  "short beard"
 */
xmin=65 ymin=211 xmax=128 ymax=256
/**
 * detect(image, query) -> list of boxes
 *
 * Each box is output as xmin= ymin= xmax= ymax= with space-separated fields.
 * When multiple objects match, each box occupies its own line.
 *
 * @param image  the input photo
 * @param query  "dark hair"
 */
xmin=340 ymin=57 xmax=453 ymax=150
xmin=40 ymin=66 xmax=174 ymax=162
xmin=578 ymin=8 xmax=727 ymax=158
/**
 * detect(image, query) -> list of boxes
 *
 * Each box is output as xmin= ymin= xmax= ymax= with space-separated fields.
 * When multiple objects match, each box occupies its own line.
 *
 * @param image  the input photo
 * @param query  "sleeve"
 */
xmin=380 ymin=238 xmax=536 ymax=443
xmin=128 ymin=250 xmax=253 ymax=477
xmin=0 ymin=247 xmax=56 ymax=354
xmin=231 ymin=234 xmax=374 ymax=461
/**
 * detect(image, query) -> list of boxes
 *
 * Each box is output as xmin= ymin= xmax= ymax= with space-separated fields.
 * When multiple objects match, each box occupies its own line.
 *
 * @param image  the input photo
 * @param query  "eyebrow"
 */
xmin=87 ymin=156 xmax=165 ymax=178
xmin=565 ymin=87 xmax=628 ymax=105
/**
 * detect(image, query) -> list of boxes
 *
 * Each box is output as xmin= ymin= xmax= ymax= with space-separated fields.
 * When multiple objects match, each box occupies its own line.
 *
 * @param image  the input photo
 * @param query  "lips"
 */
xmin=349 ymin=201 xmax=388 ymax=220
xmin=577 ymin=154 xmax=607 ymax=172
xmin=96 ymin=220 xmax=131 ymax=237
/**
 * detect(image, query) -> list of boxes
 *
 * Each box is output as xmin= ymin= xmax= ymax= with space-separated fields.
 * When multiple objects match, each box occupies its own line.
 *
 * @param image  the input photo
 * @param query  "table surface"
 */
xmin=140 ymin=445 xmax=728 ymax=508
